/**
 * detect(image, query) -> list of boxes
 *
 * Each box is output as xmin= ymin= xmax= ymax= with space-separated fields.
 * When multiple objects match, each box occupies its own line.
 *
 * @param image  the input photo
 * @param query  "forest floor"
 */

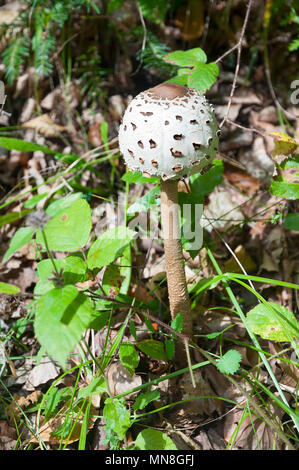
xmin=0 ymin=0 xmax=298 ymax=451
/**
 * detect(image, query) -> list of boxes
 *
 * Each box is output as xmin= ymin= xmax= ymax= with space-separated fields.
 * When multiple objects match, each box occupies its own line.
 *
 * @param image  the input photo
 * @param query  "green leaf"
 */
xmin=121 ymin=171 xmax=159 ymax=185
xmin=102 ymin=264 xmax=122 ymax=297
xmin=269 ymin=180 xmax=299 ymax=200
xmin=164 ymin=48 xmax=207 ymax=67
xmin=127 ymin=185 xmax=160 ymax=214
xmin=216 ymin=349 xmax=242 ymax=375
xmin=269 ymin=132 xmax=298 ymax=157
xmin=132 ymin=390 xmax=160 ymax=412
xmin=189 ymin=160 xmax=223 ymax=198
xmin=284 ymin=213 xmax=299 ymax=231
xmin=78 ymin=377 xmax=107 ymax=399
xmin=0 ymin=137 xmax=55 ymax=154
xmin=188 ymin=62 xmax=219 ymax=92
xmin=0 ymin=209 xmax=31 ymax=228
xmin=2 ymin=226 xmax=35 ymax=262
xmin=45 ymin=192 xmax=83 ymax=218
xmin=0 ymin=282 xmax=20 ymax=294
xmin=171 ymin=313 xmax=183 ymax=334
xmin=36 ymin=198 xmax=92 ymax=252
xmin=34 ymin=286 xmax=96 ymax=368
xmin=24 ymin=193 xmax=48 ymax=209
xmin=119 ymin=342 xmax=139 ymax=375
xmin=87 ymin=311 xmax=110 ymax=330
xmin=135 ymin=339 xmax=167 ymax=361
xmin=103 ymin=398 xmax=131 ymax=440
xmin=165 ymin=339 xmax=175 ymax=360
xmin=134 ymin=429 xmax=177 ymax=450
xmin=87 ymin=226 xmax=135 ymax=270
xmin=246 ymin=302 xmax=299 ymax=342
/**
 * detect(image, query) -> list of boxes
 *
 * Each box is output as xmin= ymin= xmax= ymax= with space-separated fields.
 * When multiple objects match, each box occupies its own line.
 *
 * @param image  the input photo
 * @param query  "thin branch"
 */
xmin=220 ymin=0 xmax=254 ymax=128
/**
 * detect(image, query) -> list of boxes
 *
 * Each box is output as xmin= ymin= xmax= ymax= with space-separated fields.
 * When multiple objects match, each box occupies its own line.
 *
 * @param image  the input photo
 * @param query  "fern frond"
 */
xmin=2 ymin=36 xmax=29 ymax=84
xmin=134 ymin=29 xmax=177 ymax=78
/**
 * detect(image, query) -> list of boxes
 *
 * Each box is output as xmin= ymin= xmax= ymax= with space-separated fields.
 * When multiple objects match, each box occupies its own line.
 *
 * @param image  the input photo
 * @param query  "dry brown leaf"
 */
xmin=223 ymin=405 xmax=285 ymax=450
xmin=223 ymin=245 xmax=257 ymax=274
xmin=201 ymin=188 xmax=245 ymax=232
xmin=106 ymin=362 xmax=142 ymax=397
xmin=22 ymin=114 xmax=67 ymax=137
xmin=223 ymin=169 xmax=260 ymax=196
xmin=30 ymin=402 xmax=97 ymax=444
xmin=7 ymin=391 xmax=42 ymax=423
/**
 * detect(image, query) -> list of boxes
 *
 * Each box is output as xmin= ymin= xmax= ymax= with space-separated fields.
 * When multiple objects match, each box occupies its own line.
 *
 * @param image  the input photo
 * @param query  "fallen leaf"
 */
xmin=106 ymin=361 xmax=142 ymax=397
xmin=269 ymin=132 xmax=298 ymax=157
xmin=22 ymin=114 xmax=67 ymax=137
xmin=224 ymin=245 xmax=257 ymax=274
xmin=223 ymin=405 xmax=285 ymax=450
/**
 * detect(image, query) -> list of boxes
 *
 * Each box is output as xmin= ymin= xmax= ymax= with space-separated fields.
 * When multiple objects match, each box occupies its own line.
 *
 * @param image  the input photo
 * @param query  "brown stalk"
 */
xmin=160 ymin=179 xmax=193 ymax=364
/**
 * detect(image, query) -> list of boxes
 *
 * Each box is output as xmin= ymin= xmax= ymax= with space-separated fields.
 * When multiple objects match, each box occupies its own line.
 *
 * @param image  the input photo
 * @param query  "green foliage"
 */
xmin=103 ymin=398 xmax=131 ymax=443
xmin=284 ymin=213 xmax=299 ymax=231
xmin=35 ymin=285 xmax=96 ymax=368
xmin=119 ymin=342 xmax=139 ymax=375
xmin=77 ymin=46 xmax=109 ymax=109
xmin=164 ymin=47 xmax=219 ymax=92
xmin=2 ymin=37 xmax=29 ymax=85
xmin=216 ymin=349 xmax=242 ymax=375
xmin=1 ymin=0 xmax=100 ymax=83
xmin=3 ymin=227 xmax=35 ymax=263
xmin=0 ymin=282 xmax=21 ymax=294
xmin=87 ymin=226 xmax=136 ymax=270
xmin=136 ymin=339 xmax=167 ymax=361
xmin=134 ymin=428 xmax=177 ymax=450
xmin=246 ymin=302 xmax=299 ymax=344
xmin=36 ymin=198 xmax=92 ymax=252
xmin=132 ymin=390 xmax=160 ymax=412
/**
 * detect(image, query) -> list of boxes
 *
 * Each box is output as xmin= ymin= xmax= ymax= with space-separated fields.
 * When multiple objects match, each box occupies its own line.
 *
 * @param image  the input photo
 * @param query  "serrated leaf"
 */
xmin=103 ymin=398 xmax=131 ymax=440
xmin=188 ymin=62 xmax=219 ymax=91
xmin=134 ymin=428 xmax=177 ymax=450
xmin=216 ymin=349 xmax=242 ymax=375
xmin=87 ymin=226 xmax=135 ymax=270
xmin=135 ymin=339 xmax=167 ymax=361
xmin=34 ymin=286 xmax=96 ymax=368
xmin=164 ymin=48 xmax=207 ymax=67
xmin=246 ymin=302 xmax=299 ymax=342
xmin=269 ymin=132 xmax=298 ymax=157
xmin=36 ymin=198 xmax=92 ymax=252
xmin=2 ymin=226 xmax=35 ymax=262
xmin=0 ymin=281 xmax=20 ymax=294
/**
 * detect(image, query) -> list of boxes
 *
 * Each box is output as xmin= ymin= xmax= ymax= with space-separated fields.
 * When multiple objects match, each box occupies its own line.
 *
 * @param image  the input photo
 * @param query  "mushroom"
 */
xmin=119 ymin=83 xmax=219 ymax=362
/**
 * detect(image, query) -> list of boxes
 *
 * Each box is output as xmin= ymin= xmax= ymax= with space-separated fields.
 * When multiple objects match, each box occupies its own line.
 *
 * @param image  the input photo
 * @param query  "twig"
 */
xmin=219 ymin=0 xmax=254 ymax=128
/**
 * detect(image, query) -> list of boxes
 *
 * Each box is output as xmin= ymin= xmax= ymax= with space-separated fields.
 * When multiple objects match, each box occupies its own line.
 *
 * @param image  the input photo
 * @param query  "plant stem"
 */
xmin=205 ymin=244 xmax=299 ymax=434
xmin=160 ymin=180 xmax=193 ymax=362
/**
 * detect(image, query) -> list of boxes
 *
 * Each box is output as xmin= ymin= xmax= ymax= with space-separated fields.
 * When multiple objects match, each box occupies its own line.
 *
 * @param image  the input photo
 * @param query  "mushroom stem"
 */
xmin=160 ymin=180 xmax=193 ymax=353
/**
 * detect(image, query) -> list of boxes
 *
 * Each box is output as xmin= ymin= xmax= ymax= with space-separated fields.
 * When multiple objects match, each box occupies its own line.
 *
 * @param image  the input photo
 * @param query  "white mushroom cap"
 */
xmin=118 ymin=83 xmax=219 ymax=180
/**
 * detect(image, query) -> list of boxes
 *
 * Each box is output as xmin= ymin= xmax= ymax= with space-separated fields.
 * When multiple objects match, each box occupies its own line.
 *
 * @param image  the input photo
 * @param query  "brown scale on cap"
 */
xmin=148 ymin=83 xmax=188 ymax=100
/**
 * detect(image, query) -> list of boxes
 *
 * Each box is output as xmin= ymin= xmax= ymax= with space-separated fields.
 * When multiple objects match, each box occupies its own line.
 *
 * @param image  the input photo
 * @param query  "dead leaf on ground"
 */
xmin=223 ymin=405 xmax=285 ymax=450
xmin=106 ymin=361 xmax=142 ymax=397
xmin=29 ymin=402 xmax=98 ymax=445
xmin=22 ymin=114 xmax=67 ymax=137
